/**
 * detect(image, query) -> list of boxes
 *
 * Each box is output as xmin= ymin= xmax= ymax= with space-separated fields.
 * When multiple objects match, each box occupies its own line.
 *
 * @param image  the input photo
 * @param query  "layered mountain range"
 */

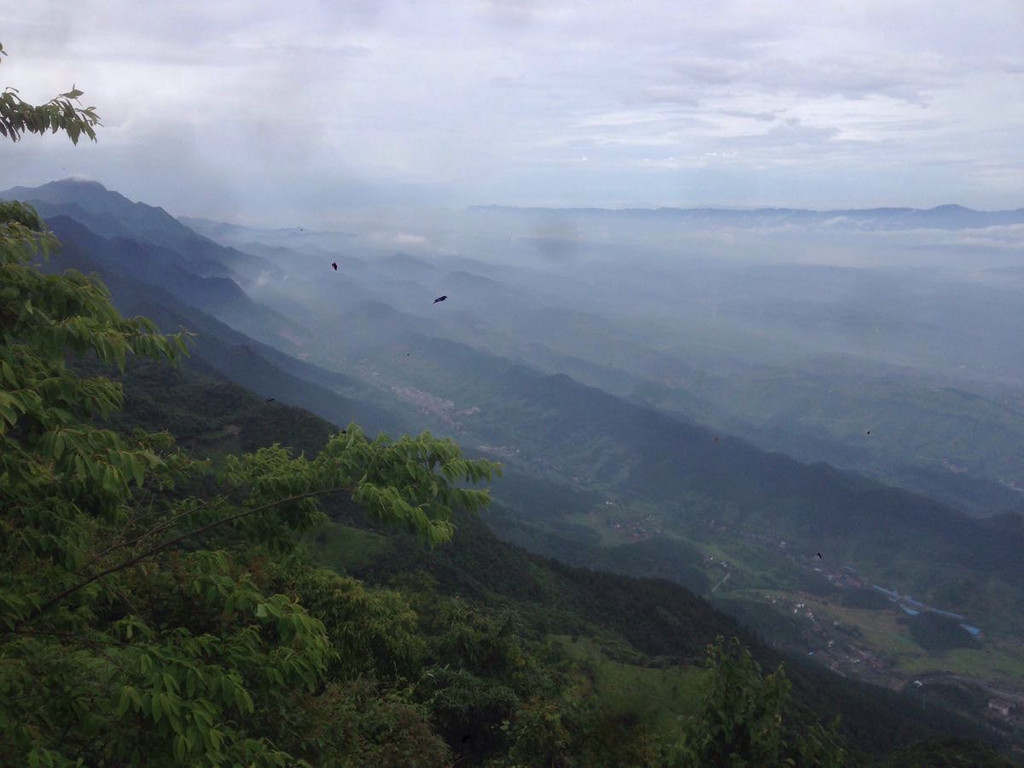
xmin=5 ymin=179 xmax=1024 ymax=753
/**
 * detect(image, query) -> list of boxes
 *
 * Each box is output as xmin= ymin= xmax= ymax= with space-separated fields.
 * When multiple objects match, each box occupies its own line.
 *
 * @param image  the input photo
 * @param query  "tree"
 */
xmin=663 ymin=636 xmax=846 ymax=768
xmin=0 ymin=43 xmax=499 ymax=767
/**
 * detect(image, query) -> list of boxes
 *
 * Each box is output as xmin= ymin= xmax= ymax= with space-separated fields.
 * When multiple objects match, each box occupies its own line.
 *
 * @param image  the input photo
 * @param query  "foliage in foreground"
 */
xmin=661 ymin=637 xmax=845 ymax=767
xmin=0 ymin=195 xmax=498 ymax=764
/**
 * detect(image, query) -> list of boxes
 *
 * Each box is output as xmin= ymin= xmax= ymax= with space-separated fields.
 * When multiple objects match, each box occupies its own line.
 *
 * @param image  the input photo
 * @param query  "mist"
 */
xmin=169 ymin=201 xmax=1024 ymax=518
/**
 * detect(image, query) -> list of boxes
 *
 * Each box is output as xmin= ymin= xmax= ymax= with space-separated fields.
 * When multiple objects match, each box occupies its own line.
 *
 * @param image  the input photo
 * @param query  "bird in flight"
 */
xmin=331 ymin=262 xmax=338 ymax=271
xmin=866 ymin=430 xmax=871 ymax=435
xmin=433 ymin=295 xmax=447 ymax=304
xmin=817 ymin=553 xmax=823 ymax=559
xmin=265 ymin=397 xmax=275 ymax=403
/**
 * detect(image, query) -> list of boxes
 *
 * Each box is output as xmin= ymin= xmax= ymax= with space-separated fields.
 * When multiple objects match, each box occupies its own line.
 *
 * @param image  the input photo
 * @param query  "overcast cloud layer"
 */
xmin=2 ymin=0 xmax=1022 ymax=225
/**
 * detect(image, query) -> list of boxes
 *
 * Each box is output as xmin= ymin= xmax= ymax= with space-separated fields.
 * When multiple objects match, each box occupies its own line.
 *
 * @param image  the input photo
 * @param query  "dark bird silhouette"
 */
xmin=433 ymin=295 xmax=447 ymax=304
xmin=866 ymin=430 xmax=871 ymax=435
xmin=331 ymin=262 xmax=338 ymax=271
xmin=817 ymin=553 xmax=823 ymax=559
xmin=265 ymin=397 xmax=275 ymax=403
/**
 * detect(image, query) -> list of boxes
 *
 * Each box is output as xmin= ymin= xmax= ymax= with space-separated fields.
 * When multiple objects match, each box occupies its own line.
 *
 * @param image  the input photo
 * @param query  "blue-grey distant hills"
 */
xmin=470 ymin=203 xmax=1024 ymax=229
xmin=0 ymin=180 xmax=302 ymax=339
xmin=0 ymin=179 xmax=404 ymax=435
xmin=0 ymin=179 xmax=277 ymax=281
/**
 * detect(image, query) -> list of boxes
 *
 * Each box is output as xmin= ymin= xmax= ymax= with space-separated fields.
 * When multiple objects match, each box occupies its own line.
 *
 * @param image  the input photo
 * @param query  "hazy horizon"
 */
xmin=3 ymin=1 xmax=1023 ymax=227
xmin=7 ymin=176 xmax=1024 ymax=239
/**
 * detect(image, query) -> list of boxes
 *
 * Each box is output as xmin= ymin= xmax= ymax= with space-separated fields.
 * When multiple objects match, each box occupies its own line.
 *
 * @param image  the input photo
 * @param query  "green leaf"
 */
xmin=186 ymin=726 xmax=201 ymax=753
xmin=206 ymin=728 xmax=223 ymax=751
xmin=116 ymin=686 xmax=133 ymax=717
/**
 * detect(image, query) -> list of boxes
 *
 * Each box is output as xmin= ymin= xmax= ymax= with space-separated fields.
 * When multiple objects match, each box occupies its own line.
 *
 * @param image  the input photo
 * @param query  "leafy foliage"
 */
xmin=663 ymin=636 xmax=846 ymax=767
xmin=289 ymin=678 xmax=452 ymax=767
xmin=0 ymin=43 xmax=100 ymax=144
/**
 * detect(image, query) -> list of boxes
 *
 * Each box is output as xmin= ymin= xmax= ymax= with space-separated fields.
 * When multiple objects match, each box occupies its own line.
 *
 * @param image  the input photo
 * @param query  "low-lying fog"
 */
xmin=185 ymin=205 xmax=1024 ymax=512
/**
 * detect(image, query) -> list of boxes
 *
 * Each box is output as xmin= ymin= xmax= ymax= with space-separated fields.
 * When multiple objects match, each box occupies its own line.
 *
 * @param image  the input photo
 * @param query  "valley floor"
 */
xmin=675 ymin=525 xmax=1024 ymax=747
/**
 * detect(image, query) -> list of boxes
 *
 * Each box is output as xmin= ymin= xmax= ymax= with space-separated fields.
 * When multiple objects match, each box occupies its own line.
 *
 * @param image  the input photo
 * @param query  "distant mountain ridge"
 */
xmin=470 ymin=203 xmax=1024 ymax=229
xmin=0 ymin=179 xmax=277 ymax=282
xmin=0 ymin=180 xmax=404 ymax=438
xmin=37 ymin=216 xmax=401 ymax=437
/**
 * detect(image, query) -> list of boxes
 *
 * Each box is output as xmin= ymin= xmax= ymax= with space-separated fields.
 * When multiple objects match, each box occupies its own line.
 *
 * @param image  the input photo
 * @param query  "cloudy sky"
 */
xmin=2 ymin=0 xmax=1022 ymax=225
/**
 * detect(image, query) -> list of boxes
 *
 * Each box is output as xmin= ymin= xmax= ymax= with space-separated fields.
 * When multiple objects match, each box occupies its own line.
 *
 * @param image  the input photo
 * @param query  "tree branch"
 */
xmin=28 ymin=484 xmax=352 ymax=622
xmin=2 ymin=627 xmax=133 ymax=649
xmin=83 ymin=493 xmax=229 ymax=570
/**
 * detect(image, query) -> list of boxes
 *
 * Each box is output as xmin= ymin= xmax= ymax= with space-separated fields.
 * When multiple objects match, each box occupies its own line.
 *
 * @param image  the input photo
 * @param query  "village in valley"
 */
xmin=708 ymin=534 xmax=1024 ymax=737
xmin=582 ymin=499 xmax=1024 ymax=738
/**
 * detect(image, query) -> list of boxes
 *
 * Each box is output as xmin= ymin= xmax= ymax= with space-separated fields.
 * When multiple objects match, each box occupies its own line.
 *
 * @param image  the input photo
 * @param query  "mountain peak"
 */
xmin=927 ymin=203 xmax=971 ymax=212
xmin=51 ymin=177 xmax=109 ymax=191
xmin=0 ymin=177 xmax=132 ymax=211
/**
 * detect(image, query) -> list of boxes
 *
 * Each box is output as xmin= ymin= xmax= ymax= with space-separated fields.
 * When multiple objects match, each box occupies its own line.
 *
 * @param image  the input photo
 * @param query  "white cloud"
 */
xmin=1 ymin=0 xmax=1022 ymax=220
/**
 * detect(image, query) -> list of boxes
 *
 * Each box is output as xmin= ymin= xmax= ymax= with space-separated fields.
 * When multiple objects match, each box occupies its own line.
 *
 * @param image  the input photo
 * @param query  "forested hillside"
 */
xmin=22 ymin=181 xmax=1024 ymax=640
xmin=4 ymin=196 xmax=1020 ymax=765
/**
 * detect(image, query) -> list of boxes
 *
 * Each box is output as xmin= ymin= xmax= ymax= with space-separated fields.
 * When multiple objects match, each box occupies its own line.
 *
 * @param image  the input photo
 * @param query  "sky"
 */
xmin=2 ymin=0 xmax=1023 ymax=226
